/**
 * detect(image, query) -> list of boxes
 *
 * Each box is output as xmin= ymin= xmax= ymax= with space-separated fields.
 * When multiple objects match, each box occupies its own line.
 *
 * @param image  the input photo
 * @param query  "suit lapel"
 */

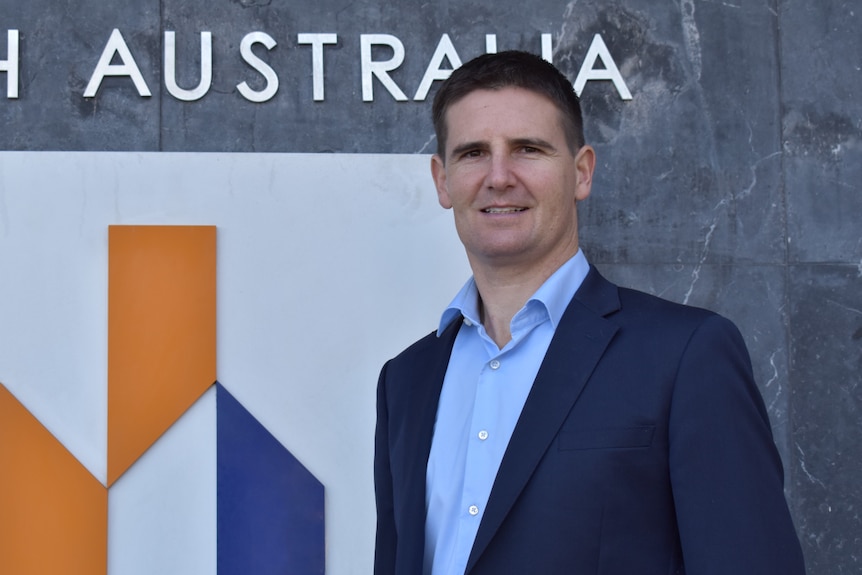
xmin=466 ymin=268 xmax=621 ymax=572
xmin=397 ymin=317 xmax=461 ymax=571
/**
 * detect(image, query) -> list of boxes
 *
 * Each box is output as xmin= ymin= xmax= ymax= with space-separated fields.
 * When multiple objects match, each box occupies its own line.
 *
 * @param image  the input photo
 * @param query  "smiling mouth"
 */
xmin=482 ymin=207 xmax=526 ymax=213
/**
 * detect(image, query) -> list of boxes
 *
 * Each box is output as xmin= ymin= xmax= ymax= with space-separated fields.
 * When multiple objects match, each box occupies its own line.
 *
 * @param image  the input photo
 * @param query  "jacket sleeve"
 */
xmin=668 ymin=314 xmax=805 ymax=574
xmin=374 ymin=361 xmax=397 ymax=575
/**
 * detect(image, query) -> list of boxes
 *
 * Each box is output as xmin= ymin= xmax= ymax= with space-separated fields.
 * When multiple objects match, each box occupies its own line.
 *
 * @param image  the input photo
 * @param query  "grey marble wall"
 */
xmin=2 ymin=0 xmax=860 ymax=572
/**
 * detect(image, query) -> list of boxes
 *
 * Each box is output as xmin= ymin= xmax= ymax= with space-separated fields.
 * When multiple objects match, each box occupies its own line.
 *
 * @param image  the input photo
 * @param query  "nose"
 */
xmin=485 ymin=152 xmax=516 ymax=191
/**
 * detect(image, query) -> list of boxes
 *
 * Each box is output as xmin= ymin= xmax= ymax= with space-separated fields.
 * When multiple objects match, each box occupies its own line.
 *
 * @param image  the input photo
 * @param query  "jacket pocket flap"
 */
xmin=559 ymin=426 xmax=655 ymax=450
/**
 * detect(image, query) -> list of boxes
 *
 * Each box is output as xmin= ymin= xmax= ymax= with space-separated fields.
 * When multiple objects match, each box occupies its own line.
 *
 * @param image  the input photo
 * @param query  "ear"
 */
xmin=431 ymin=154 xmax=453 ymax=209
xmin=574 ymin=145 xmax=596 ymax=202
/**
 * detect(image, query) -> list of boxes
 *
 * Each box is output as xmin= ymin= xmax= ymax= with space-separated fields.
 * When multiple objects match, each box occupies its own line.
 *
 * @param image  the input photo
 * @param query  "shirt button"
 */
xmin=468 ymin=505 xmax=479 ymax=516
xmin=463 ymin=318 xmax=473 ymax=326
xmin=478 ymin=430 xmax=489 ymax=441
xmin=489 ymin=359 xmax=501 ymax=370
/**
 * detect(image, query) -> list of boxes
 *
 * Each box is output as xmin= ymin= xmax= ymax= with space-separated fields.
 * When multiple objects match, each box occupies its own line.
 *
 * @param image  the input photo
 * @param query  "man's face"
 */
xmin=431 ymin=87 xmax=595 ymax=272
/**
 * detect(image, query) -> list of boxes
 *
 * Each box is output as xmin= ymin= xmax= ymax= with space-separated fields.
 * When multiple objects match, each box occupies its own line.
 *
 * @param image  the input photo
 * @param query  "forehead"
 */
xmin=443 ymin=87 xmax=566 ymax=149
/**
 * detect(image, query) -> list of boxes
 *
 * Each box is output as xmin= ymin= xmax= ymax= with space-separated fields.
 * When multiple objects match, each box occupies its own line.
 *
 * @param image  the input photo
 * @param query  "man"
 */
xmin=374 ymin=51 xmax=805 ymax=575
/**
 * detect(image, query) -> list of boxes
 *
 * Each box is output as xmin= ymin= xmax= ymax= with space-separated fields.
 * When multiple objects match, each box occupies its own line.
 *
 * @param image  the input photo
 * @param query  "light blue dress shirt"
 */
xmin=424 ymin=250 xmax=590 ymax=575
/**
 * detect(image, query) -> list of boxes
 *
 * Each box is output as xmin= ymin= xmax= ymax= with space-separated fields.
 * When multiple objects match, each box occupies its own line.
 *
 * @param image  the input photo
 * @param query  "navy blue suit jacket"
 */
xmin=374 ymin=267 xmax=805 ymax=574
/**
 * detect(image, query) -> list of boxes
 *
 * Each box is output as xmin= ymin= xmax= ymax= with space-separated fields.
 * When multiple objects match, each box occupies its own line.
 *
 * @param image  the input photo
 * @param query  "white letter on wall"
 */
xmin=237 ymin=32 xmax=279 ymax=103
xmin=485 ymin=34 xmax=497 ymax=54
xmin=541 ymin=34 xmax=553 ymax=62
xmin=414 ymin=34 xmax=462 ymax=101
xmin=164 ymin=31 xmax=212 ymax=101
xmin=574 ymin=33 xmax=632 ymax=100
xmin=360 ymin=34 xmax=407 ymax=102
xmin=297 ymin=33 xmax=337 ymax=101
xmin=83 ymin=29 xmax=151 ymax=97
xmin=1 ymin=29 xmax=19 ymax=98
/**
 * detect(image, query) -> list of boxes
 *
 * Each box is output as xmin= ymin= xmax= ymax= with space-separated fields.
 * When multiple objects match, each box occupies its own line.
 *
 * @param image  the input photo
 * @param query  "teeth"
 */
xmin=483 ymin=207 xmax=525 ymax=213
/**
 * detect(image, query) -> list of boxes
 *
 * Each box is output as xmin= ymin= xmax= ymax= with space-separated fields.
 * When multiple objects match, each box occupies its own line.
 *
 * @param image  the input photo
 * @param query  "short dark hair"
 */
xmin=432 ymin=50 xmax=585 ymax=157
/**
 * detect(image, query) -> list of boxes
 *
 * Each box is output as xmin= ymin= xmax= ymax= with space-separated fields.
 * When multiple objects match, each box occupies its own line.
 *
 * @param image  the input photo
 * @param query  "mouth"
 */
xmin=482 ymin=207 xmax=527 ymax=214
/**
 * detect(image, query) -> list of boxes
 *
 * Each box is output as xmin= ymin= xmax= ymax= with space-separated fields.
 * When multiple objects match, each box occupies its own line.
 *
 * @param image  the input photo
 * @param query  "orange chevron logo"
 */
xmin=1 ymin=226 xmax=324 ymax=574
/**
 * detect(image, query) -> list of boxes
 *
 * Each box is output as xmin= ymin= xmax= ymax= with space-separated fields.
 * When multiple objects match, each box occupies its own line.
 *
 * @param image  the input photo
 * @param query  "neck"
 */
xmin=471 ymin=248 xmax=577 ymax=348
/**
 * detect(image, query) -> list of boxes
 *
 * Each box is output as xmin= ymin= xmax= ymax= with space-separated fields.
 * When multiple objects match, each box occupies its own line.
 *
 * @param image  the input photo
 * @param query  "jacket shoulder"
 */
xmin=389 ymin=316 xmax=460 ymax=364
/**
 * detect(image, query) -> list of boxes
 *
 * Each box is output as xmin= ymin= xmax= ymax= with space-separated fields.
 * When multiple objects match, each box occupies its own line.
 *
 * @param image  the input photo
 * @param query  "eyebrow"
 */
xmin=448 ymin=141 xmax=486 ymax=159
xmin=448 ymin=137 xmax=558 ymax=160
xmin=510 ymin=137 xmax=557 ymax=151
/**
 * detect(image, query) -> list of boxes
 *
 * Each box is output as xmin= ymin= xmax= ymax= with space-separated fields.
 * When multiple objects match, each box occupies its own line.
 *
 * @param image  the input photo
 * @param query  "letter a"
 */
xmin=84 ymin=29 xmax=151 ymax=97
xmin=574 ymin=34 xmax=632 ymax=100
xmin=414 ymin=34 xmax=462 ymax=101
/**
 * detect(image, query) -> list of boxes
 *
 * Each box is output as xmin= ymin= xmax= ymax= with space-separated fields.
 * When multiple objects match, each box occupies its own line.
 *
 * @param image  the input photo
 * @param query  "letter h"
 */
xmin=1 ymin=30 xmax=19 ymax=99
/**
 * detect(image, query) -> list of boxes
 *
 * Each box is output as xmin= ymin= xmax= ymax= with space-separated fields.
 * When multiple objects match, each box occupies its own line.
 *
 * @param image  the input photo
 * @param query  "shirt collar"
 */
xmin=437 ymin=249 xmax=590 ymax=336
